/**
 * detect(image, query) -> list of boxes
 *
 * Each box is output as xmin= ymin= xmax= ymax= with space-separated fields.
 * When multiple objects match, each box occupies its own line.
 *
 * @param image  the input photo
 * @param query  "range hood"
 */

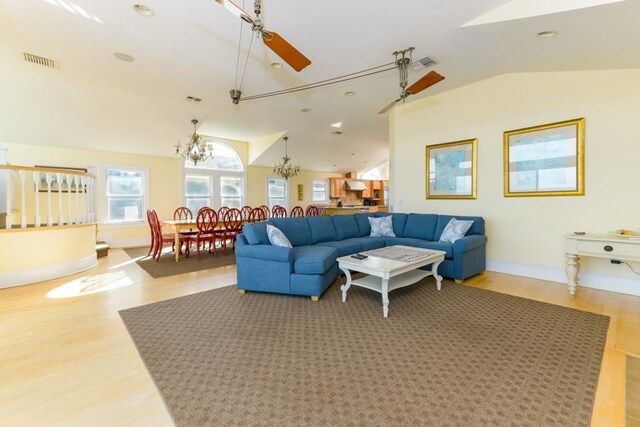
xmin=346 ymin=180 xmax=368 ymax=191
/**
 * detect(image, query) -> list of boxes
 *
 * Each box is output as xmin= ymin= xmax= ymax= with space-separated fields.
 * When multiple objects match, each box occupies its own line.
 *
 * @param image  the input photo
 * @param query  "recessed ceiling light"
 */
xmin=132 ymin=4 xmax=154 ymax=17
xmin=332 ymin=164 xmax=337 ymax=167
xmin=344 ymin=91 xmax=356 ymax=97
xmin=536 ymin=31 xmax=558 ymax=38
xmin=270 ymin=62 xmax=283 ymax=69
xmin=300 ymin=108 xmax=312 ymax=113
xmin=350 ymin=153 xmax=355 ymax=156
xmin=330 ymin=122 xmax=343 ymax=128
xmin=113 ymin=52 xmax=135 ymax=62
xmin=331 ymin=131 xmax=343 ymax=135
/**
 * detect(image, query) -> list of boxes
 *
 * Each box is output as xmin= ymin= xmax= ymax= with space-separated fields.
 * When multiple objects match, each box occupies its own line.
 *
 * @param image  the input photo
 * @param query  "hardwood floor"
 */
xmin=1 ymin=249 xmax=637 ymax=426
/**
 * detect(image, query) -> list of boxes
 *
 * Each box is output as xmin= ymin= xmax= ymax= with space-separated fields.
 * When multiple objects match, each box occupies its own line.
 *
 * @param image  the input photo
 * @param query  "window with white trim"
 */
xmin=182 ymin=141 xmax=245 ymax=210
xmin=267 ymin=177 xmax=287 ymax=210
xmin=104 ymin=165 xmax=147 ymax=224
xmin=311 ymin=179 xmax=329 ymax=202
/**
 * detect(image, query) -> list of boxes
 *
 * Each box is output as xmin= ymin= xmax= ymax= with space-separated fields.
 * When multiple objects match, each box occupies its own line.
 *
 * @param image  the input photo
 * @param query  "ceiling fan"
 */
xmin=214 ymin=0 xmax=311 ymax=72
xmin=378 ymin=47 xmax=445 ymax=115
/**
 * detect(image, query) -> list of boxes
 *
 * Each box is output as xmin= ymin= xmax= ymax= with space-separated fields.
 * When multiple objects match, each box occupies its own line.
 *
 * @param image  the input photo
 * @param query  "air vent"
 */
xmin=23 ymin=52 xmax=59 ymax=69
xmin=411 ymin=55 xmax=437 ymax=71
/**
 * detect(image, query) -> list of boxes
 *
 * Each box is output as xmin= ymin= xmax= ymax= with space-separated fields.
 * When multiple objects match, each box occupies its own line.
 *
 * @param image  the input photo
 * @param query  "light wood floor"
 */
xmin=1 ymin=249 xmax=638 ymax=426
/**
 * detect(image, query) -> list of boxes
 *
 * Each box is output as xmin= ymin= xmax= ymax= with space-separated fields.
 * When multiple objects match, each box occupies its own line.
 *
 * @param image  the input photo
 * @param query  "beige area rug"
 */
xmin=119 ymin=279 xmax=609 ymax=427
xmin=124 ymin=246 xmax=235 ymax=279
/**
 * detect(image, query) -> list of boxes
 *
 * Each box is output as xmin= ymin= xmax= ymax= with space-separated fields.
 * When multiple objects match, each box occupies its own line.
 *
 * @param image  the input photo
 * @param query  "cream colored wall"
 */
xmin=247 ymin=166 xmax=343 ymax=208
xmin=391 ymin=69 xmax=640 ymax=286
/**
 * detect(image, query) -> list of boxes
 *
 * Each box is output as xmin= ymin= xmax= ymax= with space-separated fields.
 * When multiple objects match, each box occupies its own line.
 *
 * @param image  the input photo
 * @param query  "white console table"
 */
xmin=565 ymin=233 xmax=640 ymax=295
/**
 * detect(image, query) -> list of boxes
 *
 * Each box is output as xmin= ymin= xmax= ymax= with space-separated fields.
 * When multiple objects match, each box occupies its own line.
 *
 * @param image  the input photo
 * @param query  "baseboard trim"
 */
xmin=487 ymin=258 xmax=640 ymax=296
xmin=0 ymin=254 xmax=97 ymax=289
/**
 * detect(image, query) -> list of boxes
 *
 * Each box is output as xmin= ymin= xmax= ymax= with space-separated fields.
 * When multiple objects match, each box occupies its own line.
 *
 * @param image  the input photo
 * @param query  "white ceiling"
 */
xmin=1 ymin=0 xmax=639 ymax=173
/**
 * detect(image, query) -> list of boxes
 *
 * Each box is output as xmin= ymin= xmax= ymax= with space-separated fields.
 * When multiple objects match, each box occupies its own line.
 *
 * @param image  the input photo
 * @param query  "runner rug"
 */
xmin=119 ymin=279 xmax=609 ymax=427
xmin=124 ymin=246 xmax=236 ymax=279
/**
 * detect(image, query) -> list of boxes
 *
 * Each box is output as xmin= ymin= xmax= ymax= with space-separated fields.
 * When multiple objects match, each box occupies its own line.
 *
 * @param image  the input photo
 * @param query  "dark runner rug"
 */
xmin=119 ymin=278 xmax=609 ymax=427
xmin=124 ymin=246 xmax=235 ymax=279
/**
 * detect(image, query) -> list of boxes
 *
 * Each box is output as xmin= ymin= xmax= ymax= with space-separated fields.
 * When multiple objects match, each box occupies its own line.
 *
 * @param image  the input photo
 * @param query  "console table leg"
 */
xmin=432 ymin=260 xmax=443 ymax=291
xmin=381 ymin=278 xmax=389 ymax=318
xmin=340 ymin=268 xmax=352 ymax=303
xmin=565 ymin=253 xmax=580 ymax=295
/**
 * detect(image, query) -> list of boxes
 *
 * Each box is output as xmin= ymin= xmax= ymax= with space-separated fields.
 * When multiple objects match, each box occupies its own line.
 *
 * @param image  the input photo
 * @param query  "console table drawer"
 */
xmin=570 ymin=238 xmax=640 ymax=260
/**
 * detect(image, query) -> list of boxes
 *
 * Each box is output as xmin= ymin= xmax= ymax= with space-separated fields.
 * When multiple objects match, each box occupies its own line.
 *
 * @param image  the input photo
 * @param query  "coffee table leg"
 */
xmin=432 ymin=259 xmax=443 ymax=291
xmin=382 ymin=278 xmax=389 ymax=318
xmin=340 ymin=268 xmax=352 ymax=302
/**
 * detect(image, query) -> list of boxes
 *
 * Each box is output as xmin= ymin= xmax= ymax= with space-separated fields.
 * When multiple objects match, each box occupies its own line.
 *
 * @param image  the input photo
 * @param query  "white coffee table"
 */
xmin=337 ymin=245 xmax=446 ymax=318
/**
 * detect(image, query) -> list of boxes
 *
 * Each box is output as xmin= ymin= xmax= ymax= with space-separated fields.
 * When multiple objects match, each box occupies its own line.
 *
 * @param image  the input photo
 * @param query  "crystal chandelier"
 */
xmin=175 ymin=119 xmax=213 ymax=166
xmin=273 ymin=136 xmax=300 ymax=180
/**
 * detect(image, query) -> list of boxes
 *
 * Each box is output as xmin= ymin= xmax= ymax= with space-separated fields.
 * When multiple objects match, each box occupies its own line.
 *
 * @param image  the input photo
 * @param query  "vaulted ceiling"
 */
xmin=1 ymin=0 xmax=639 ymax=173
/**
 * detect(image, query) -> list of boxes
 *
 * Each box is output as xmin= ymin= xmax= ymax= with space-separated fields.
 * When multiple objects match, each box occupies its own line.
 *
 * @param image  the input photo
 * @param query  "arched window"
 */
xmin=183 ymin=141 xmax=245 ymax=213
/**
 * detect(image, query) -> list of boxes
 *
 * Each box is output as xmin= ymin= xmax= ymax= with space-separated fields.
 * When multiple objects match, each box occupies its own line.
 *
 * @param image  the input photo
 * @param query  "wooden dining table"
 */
xmin=160 ymin=218 xmax=247 ymax=262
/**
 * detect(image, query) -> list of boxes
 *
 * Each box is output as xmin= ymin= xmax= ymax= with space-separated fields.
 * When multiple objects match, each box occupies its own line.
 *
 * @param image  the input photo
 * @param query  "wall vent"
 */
xmin=411 ymin=55 xmax=437 ymax=71
xmin=23 ymin=52 xmax=59 ymax=69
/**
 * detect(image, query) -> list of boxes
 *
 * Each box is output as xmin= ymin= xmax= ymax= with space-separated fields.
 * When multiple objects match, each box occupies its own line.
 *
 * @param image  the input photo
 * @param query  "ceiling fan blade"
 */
xmin=262 ymin=31 xmax=311 ymax=72
xmin=214 ymin=0 xmax=253 ymax=24
xmin=406 ymin=71 xmax=445 ymax=95
xmin=378 ymin=99 xmax=401 ymax=115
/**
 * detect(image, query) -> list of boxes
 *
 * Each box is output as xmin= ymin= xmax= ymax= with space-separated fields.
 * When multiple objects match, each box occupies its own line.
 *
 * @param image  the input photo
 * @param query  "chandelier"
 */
xmin=175 ymin=119 xmax=212 ymax=166
xmin=273 ymin=136 xmax=300 ymax=180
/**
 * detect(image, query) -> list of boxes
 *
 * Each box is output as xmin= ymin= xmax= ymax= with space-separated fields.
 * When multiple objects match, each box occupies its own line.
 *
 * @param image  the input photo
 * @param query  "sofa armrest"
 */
xmin=235 ymin=244 xmax=293 ymax=262
xmin=453 ymin=234 xmax=487 ymax=253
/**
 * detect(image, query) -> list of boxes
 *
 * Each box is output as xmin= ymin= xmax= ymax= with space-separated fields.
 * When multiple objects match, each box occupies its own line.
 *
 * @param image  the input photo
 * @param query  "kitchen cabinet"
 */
xmin=329 ymin=178 xmax=346 ymax=198
xmin=361 ymin=180 xmax=373 ymax=198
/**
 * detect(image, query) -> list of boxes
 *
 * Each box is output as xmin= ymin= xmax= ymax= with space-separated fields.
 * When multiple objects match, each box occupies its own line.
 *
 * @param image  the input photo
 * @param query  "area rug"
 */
xmin=123 ymin=246 xmax=235 ymax=279
xmin=119 ymin=279 xmax=609 ymax=427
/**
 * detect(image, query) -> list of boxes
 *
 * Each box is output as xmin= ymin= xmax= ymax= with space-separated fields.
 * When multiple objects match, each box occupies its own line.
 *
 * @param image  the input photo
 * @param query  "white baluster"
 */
xmin=19 ymin=170 xmax=27 ymax=228
xmin=4 ymin=169 xmax=11 ymax=229
xmin=81 ymin=176 xmax=88 ymax=223
xmin=75 ymin=175 xmax=80 ymax=224
xmin=57 ymin=173 xmax=63 ymax=226
xmin=67 ymin=174 xmax=72 ymax=225
xmin=33 ymin=171 xmax=41 ymax=227
xmin=89 ymin=176 xmax=95 ymax=222
xmin=46 ymin=172 xmax=53 ymax=226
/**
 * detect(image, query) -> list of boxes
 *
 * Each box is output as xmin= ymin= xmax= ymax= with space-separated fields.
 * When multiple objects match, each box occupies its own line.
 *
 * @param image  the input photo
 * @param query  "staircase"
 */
xmin=96 ymin=241 xmax=110 ymax=258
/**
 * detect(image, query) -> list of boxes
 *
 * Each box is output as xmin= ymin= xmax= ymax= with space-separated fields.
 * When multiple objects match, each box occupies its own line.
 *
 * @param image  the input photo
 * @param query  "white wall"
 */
xmin=391 ymin=69 xmax=640 ymax=295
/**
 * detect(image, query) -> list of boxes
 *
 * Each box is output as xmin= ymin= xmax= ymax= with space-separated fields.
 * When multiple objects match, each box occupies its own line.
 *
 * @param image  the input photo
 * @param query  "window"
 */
xmin=182 ymin=141 xmax=245 ymax=209
xmin=312 ymin=180 xmax=329 ymax=202
xmin=267 ymin=177 xmax=287 ymax=210
xmin=104 ymin=166 xmax=147 ymax=224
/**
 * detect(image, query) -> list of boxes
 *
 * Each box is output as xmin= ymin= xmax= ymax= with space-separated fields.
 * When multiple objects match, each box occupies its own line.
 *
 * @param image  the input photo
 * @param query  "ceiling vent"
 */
xmin=23 ymin=52 xmax=59 ymax=69
xmin=411 ymin=55 xmax=437 ymax=71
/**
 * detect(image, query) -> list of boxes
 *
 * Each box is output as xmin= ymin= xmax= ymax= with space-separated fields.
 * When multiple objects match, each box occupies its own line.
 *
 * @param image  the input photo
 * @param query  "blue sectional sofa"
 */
xmin=236 ymin=212 xmax=487 ymax=300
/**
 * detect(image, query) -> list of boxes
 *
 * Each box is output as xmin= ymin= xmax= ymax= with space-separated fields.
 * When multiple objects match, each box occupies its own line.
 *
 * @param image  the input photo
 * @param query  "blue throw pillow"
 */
xmin=439 ymin=218 xmax=474 ymax=243
xmin=368 ymin=216 xmax=396 ymax=237
xmin=266 ymin=224 xmax=292 ymax=248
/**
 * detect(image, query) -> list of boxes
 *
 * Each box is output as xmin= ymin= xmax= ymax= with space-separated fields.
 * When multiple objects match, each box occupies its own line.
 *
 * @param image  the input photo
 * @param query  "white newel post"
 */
xmin=33 ymin=171 xmax=41 ymax=227
xmin=75 ymin=175 xmax=80 ymax=224
xmin=19 ymin=170 xmax=27 ymax=228
xmin=0 ymin=146 xmax=7 ymax=229
xmin=46 ymin=172 xmax=53 ymax=226
xmin=67 ymin=174 xmax=72 ymax=225
xmin=4 ymin=169 xmax=11 ymax=229
xmin=87 ymin=176 xmax=94 ymax=222
xmin=57 ymin=173 xmax=63 ymax=226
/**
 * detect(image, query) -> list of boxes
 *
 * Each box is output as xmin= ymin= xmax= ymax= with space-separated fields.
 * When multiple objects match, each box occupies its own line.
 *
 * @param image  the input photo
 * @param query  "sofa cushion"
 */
xmin=316 ymin=239 xmax=364 ymax=257
xmin=266 ymin=224 xmax=292 ymax=248
xmin=348 ymin=237 xmax=386 ymax=251
xmin=403 ymin=213 xmax=439 ymax=241
xmin=369 ymin=216 xmax=395 ymax=237
xmin=242 ymin=220 xmax=272 ymax=245
xmin=435 ymin=215 xmax=485 ymax=240
xmin=270 ymin=217 xmax=313 ymax=247
xmin=354 ymin=213 xmax=374 ymax=237
xmin=375 ymin=212 xmax=408 ymax=236
xmin=292 ymin=245 xmax=338 ymax=275
xmin=331 ymin=215 xmax=360 ymax=240
xmin=439 ymin=218 xmax=474 ymax=243
xmin=306 ymin=216 xmax=338 ymax=244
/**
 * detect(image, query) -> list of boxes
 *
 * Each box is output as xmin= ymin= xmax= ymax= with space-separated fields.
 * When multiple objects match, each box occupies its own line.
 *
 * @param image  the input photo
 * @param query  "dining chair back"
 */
xmin=222 ymin=208 xmax=243 ymax=255
xmin=218 ymin=207 xmax=230 ymax=222
xmin=305 ymin=205 xmax=320 ymax=216
xmin=194 ymin=207 xmax=218 ymax=260
xmin=240 ymin=205 xmax=252 ymax=221
xmin=248 ymin=207 xmax=267 ymax=223
xmin=173 ymin=206 xmax=193 ymax=220
xmin=290 ymin=205 xmax=304 ymax=217
xmin=272 ymin=205 xmax=287 ymax=218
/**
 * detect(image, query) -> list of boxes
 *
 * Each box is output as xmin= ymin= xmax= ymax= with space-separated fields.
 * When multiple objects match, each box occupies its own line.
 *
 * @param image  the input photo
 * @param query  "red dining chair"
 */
xmin=290 ymin=206 xmax=304 ymax=217
xmin=222 ymin=208 xmax=243 ymax=255
xmin=173 ymin=206 xmax=198 ymax=238
xmin=272 ymin=205 xmax=287 ymax=218
xmin=146 ymin=209 xmax=157 ymax=256
xmin=240 ymin=205 xmax=252 ymax=221
xmin=248 ymin=207 xmax=266 ymax=223
xmin=259 ymin=205 xmax=270 ymax=218
xmin=218 ymin=206 xmax=230 ymax=222
xmin=305 ymin=205 xmax=320 ymax=216
xmin=148 ymin=209 xmax=189 ymax=261
xmin=193 ymin=208 xmax=219 ymax=260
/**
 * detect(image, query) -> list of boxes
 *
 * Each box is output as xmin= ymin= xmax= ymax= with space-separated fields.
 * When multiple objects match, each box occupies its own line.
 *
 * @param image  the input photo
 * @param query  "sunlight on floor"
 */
xmin=47 ymin=271 xmax=132 ymax=298
xmin=109 ymin=256 xmax=145 ymax=269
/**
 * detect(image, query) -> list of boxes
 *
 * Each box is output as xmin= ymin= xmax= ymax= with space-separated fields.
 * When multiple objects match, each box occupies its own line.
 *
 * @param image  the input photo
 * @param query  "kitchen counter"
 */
xmin=325 ymin=207 xmax=371 ymax=215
